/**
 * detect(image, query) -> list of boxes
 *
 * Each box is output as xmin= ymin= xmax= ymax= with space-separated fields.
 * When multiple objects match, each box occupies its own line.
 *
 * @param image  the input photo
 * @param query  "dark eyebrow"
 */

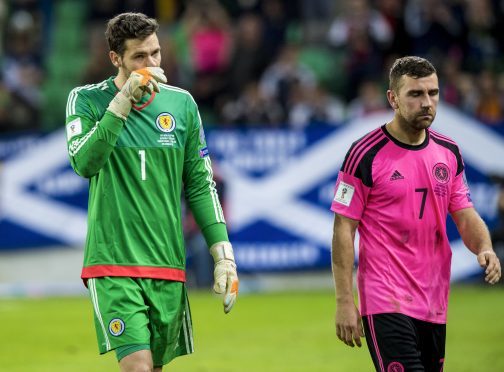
xmin=131 ymin=48 xmax=160 ymax=57
xmin=407 ymin=89 xmax=439 ymax=95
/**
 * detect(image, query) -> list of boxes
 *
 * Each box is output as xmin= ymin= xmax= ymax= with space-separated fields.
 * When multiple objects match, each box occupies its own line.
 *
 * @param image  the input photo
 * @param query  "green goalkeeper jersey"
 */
xmin=65 ymin=77 xmax=228 ymax=282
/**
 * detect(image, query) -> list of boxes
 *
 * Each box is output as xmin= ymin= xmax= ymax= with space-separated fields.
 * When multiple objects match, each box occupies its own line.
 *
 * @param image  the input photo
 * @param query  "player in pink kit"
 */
xmin=330 ymin=56 xmax=501 ymax=371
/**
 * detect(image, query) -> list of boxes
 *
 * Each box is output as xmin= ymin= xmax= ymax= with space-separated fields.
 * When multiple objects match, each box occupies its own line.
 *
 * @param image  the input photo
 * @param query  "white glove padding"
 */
xmin=210 ymin=241 xmax=239 ymax=314
xmin=107 ymin=67 xmax=167 ymax=120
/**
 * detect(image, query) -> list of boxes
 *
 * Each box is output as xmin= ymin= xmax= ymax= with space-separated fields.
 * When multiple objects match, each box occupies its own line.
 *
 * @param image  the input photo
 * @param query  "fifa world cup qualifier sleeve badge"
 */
xmin=333 ymin=181 xmax=355 ymax=207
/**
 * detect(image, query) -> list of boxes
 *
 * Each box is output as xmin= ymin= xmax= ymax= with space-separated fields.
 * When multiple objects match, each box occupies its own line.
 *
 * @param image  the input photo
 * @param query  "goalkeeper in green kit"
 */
xmin=65 ymin=12 xmax=238 ymax=371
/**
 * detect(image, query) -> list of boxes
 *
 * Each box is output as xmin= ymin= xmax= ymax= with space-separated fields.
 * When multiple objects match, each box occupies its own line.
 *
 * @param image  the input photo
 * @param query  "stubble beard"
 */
xmin=399 ymin=110 xmax=436 ymax=133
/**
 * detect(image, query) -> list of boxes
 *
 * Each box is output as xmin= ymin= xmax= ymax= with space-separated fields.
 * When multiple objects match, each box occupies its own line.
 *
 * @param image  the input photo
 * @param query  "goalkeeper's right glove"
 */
xmin=210 ymin=241 xmax=239 ymax=314
xmin=107 ymin=67 xmax=167 ymax=120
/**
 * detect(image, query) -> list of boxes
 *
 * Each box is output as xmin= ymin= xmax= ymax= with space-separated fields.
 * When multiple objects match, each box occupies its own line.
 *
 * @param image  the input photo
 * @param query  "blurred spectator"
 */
xmin=328 ymin=0 xmax=392 ymax=50
xmin=475 ymin=70 xmax=504 ymax=125
xmin=87 ymin=0 xmax=156 ymax=21
xmin=259 ymin=44 xmax=316 ymax=121
xmin=260 ymin=0 xmax=294 ymax=64
xmin=347 ymin=79 xmax=389 ymax=119
xmin=462 ymin=0 xmax=500 ymax=72
xmin=226 ymin=13 xmax=268 ymax=96
xmin=1 ymin=0 xmax=45 ymax=132
xmin=179 ymin=0 xmax=233 ymax=113
xmin=375 ymin=0 xmax=410 ymax=57
xmin=220 ymin=81 xmax=283 ymax=126
xmin=2 ymin=0 xmax=504 ymax=133
xmin=0 ymin=79 xmax=37 ymax=132
xmin=456 ymin=72 xmax=479 ymax=115
xmin=288 ymin=83 xmax=345 ymax=128
xmin=327 ymin=0 xmax=392 ymax=100
xmin=81 ymin=24 xmax=116 ymax=84
xmin=440 ymin=56 xmax=464 ymax=107
xmin=0 ymin=1 xmax=7 ymax=59
xmin=299 ymin=0 xmax=335 ymax=43
xmin=404 ymin=0 xmax=465 ymax=64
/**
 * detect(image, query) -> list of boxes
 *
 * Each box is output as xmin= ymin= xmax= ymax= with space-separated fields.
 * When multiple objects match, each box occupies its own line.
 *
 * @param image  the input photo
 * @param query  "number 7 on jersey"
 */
xmin=415 ymin=188 xmax=428 ymax=219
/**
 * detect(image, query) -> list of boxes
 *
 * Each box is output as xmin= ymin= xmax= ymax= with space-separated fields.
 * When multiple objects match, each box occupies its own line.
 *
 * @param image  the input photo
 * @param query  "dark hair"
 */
xmin=389 ymin=56 xmax=437 ymax=92
xmin=105 ymin=12 xmax=159 ymax=56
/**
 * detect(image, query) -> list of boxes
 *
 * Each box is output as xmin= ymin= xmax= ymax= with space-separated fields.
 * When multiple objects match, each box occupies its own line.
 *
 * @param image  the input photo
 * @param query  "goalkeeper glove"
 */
xmin=210 ymin=241 xmax=239 ymax=314
xmin=107 ymin=67 xmax=167 ymax=120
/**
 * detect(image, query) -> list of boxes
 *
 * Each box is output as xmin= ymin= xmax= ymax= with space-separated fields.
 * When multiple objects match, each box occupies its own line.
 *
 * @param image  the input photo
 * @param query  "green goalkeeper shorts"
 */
xmin=87 ymin=277 xmax=194 ymax=366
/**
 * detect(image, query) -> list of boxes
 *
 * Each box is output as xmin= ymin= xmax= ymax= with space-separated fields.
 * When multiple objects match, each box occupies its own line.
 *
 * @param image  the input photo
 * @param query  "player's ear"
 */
xmin=109 ymin=51 xmax=121 ymax=68
xmin=387 ymin=90 xmax=398 ymax=110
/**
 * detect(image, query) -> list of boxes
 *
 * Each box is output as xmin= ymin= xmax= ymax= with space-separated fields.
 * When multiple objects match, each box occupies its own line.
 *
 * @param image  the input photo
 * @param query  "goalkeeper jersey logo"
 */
xmin=156 ymin=113 xmax=176 ymax=133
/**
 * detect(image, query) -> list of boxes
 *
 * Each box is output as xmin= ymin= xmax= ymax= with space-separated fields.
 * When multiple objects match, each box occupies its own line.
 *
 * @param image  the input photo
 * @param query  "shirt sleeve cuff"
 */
xmin=201 ymin=223 xmax=229 ymax=248
xmin=101 ymin=111 xmax=125 ymax=136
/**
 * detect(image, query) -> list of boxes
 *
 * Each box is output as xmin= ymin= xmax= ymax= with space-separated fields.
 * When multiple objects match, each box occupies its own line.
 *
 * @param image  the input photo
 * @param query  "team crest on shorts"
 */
xmin=108 ymin=318 xmax=125 ymax=336
xmin=387 ymin=361 xmax=404 ymax=372
xmin=432 ymin=163 xmax=450 ymax=184
xmin=156 ymin=112 xmax=176 ymax=133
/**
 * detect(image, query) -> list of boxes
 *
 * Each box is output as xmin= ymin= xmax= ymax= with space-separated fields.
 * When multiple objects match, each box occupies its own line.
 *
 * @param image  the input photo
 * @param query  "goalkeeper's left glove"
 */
xmin=210 ymin=241 xmax=239 ymax=314
xmin=107 ymin=67 xmax=167 ymax=120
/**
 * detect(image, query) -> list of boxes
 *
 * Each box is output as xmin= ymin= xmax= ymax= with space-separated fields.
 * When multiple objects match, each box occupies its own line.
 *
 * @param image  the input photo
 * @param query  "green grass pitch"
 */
xmin=0 ymin=285 xmax=502 ymax=371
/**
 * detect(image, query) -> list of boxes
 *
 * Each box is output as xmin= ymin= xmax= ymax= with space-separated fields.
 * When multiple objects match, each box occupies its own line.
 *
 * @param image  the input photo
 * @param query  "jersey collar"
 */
xmin=381 ymin=124 xmax=430 ymax=151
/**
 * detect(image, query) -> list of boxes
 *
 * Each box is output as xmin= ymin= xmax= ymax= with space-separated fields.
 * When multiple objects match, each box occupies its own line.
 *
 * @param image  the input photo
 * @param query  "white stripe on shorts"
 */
xmin=89 ymin=278 xmax=111 ymax=351
xmin=182 ymin=293 xmax=194 ymax=353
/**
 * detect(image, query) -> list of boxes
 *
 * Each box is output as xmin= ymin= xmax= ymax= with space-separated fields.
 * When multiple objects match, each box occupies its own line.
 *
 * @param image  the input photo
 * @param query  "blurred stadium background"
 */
xmin=1 ymin=0 xmax=504 ymax=370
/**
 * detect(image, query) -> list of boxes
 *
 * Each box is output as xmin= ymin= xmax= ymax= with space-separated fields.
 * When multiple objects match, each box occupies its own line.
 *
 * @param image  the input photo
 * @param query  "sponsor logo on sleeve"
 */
xmin=199 ymin=146 xmax=209 ymax=158
xmin=333 ymin=181 xmax=355 ymax=207
xmin=66 ymin=118 xmax=82 ymax=140
xmin=108 ymin=318 xmax=125 ymax=336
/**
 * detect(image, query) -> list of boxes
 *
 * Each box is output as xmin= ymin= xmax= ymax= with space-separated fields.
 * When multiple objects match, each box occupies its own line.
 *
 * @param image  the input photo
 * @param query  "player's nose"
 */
xmin=146 ymin=56 xmax=158 ymax=68
xmin=421 ymin=95 xmax=432 ymax=108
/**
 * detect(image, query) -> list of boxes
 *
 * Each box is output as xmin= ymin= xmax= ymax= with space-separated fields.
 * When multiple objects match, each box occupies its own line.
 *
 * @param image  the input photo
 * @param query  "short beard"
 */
xmin=398 ymin=112 xmax=435 ymax=132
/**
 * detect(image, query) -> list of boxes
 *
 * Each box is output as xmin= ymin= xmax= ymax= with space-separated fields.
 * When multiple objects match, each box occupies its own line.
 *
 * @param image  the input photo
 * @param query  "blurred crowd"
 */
xmin=1 ymin=0 xmax=504 ymax=133
xmin=0 ymin=0 xmax=48 ymax=132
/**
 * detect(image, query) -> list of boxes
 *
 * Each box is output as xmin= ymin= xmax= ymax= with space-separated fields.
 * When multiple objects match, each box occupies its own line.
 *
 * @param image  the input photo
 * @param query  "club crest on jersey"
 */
xmin=156 ymin=113 xmax=176 ymax=133
xmin=432 ymin=163 xmax=450 ymax=184
xmin=108 ymin=318 xmax=125 ymax=336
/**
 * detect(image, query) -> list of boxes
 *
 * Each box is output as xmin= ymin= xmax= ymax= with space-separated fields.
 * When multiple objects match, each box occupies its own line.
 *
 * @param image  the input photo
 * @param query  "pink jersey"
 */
xmin=331 ymin=125 xmax=473 ymax=323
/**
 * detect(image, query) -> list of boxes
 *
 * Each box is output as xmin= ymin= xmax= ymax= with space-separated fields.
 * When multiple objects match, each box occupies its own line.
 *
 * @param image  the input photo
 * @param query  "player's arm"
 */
xmin=332 ymin=213 xmax=364 ymax=347
xmin=182 ymin=97 xmax=238 ymax=313
xmin=66 ymin=110 xmax=124 ymax=178
xmin=452 ymin=207 xmax=501 ymax=284
xmin=66 ymin=68 xmax=166 ymax=178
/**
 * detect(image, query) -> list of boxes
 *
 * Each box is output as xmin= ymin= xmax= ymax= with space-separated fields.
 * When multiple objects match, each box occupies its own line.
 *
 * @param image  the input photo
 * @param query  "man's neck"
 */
xmin=386 ymin=119 xmax=426 ymax=146
xmin=113 ymin=72 xmax=128 ymax=90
